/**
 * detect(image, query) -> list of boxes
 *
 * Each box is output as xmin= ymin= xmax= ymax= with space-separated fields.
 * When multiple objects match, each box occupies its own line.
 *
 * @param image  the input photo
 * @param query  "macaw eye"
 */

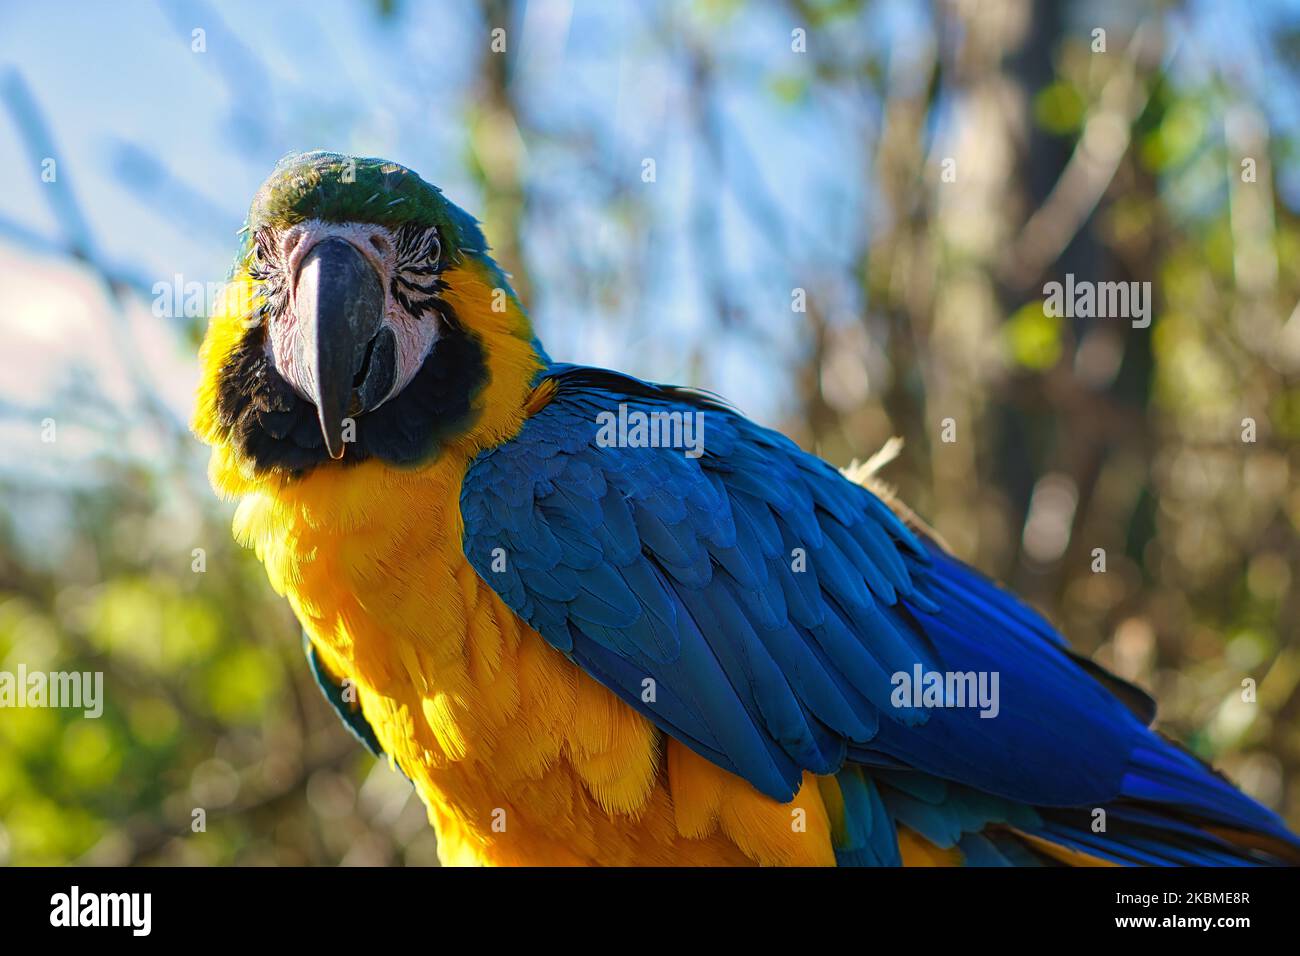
xmin=391 ymin=225 xmax=444 ymax=318
xmin=395 ymin=224 xmax=441 ymax=271
xmin=253 ymin=227 xmax=276 ymax=264
xmin=249 ymin=227 xmax=292 ymax=323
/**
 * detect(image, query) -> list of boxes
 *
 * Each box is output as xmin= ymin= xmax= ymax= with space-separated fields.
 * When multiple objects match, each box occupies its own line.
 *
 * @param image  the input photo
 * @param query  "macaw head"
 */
xmin=194 ymin=151 xmax=546 ymax=490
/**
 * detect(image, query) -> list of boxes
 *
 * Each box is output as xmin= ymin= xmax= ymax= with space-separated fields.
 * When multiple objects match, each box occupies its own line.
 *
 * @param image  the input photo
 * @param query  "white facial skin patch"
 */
xmin=263 ymin=219 xmax=441 ymax=411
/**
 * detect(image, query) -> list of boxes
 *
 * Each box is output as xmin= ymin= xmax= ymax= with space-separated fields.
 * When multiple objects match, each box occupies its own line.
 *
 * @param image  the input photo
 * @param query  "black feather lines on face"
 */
xmin=248 ymin=227 xmax=290 ymax=317
xmin=391 ymin=223 xmax=445 ymax=318
xmin=216 ymin=225 xmax=486 ymax=477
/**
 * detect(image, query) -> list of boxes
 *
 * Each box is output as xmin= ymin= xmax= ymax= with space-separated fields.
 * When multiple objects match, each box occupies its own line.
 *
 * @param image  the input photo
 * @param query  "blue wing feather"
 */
xmin=460 ymin=364 xmax=1298 ymax=862
xmin=463 ymin=365 xmax=934 ymax=799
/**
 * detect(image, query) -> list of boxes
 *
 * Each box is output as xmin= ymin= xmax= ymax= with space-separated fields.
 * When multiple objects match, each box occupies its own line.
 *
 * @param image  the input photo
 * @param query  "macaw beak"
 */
xmin=293 ymin=237 xmax=392 ymax=459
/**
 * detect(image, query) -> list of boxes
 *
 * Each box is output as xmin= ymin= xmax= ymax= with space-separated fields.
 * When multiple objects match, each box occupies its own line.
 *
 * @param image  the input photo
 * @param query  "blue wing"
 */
xmin=461 ymin=365 xmax=1297 ymax=861
xmin=305 ymin=631 xmax=384 ymax=758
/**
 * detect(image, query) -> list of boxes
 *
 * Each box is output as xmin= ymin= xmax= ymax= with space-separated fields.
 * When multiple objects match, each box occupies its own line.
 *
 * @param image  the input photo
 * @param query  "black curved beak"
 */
xmin=293 ymin=237 xmax=389 ymax=459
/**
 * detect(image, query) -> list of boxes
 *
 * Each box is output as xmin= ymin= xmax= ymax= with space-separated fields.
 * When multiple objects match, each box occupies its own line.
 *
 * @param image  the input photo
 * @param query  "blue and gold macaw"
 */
xmin=194 ymin=152 xmax=1299 ymax=866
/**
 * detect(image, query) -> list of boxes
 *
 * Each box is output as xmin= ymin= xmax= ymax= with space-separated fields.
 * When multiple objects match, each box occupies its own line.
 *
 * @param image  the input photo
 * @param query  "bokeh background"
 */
xmin=2 ymin=0 xmax=1299 ymax=865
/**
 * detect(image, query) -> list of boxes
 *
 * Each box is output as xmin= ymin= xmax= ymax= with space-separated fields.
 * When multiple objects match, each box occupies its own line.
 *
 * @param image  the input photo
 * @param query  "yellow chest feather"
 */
xmin=227 ymin=452 xmax=839 ymax=866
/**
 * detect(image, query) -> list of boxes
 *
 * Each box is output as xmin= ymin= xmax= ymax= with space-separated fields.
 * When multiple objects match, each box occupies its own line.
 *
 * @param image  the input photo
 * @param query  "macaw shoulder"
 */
xmin=459 ymin=363 xmax=944 ymax=799
xmin=458 ymin=364 xmax=1159 ymax=813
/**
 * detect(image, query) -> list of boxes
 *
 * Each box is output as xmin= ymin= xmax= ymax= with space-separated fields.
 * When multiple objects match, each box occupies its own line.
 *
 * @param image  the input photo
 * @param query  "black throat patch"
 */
xmin=215 ymin=307 xmax=487 ymax=475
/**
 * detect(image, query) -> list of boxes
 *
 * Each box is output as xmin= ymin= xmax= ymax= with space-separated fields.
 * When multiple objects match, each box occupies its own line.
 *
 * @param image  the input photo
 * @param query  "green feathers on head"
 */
xmin=245 ymin=150 xmax=489 ymax=252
